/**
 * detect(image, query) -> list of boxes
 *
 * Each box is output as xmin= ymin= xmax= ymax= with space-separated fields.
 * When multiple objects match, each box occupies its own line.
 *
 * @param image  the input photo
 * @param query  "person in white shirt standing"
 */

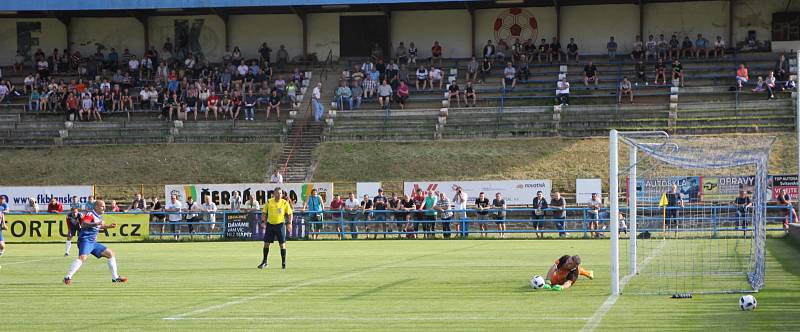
xmin=201 ymin=196 xmax=218 ymax=234
xmin=165 ymin=194 xmax=183 ymax=240
xmin=312 ymin=82 xmax=324 ymax=122
xmin=270 ymin=171 xmax=284 ymax=184
xmin=452 ymin=187 xmax=468 ymax=237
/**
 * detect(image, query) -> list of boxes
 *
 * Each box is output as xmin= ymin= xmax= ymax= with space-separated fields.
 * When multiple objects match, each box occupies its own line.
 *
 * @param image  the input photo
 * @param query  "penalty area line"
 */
xmin=165 ymin=316 xmax=591 ymax=322
xmin=579 ymin=239 xmax=667 ymax=332
xmin=163 ymin=266 xmax=388 ymax=320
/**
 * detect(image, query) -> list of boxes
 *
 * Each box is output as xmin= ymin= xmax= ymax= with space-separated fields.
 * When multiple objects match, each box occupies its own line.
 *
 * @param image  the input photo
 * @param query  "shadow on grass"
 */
xmin=767 ymin=238 xmax=800 ymax=277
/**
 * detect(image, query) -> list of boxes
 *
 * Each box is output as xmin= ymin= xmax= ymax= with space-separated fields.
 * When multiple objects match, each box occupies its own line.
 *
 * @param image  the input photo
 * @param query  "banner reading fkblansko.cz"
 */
xmin=0 ymin=186 xmax=93 ymax=211
xmin=164 ymin=183 xmax=334 ymax=209
xmin=1 ymin=213 xmax=149 ymax=243
xmin=404 ymin=180 xmax=552 ymax=206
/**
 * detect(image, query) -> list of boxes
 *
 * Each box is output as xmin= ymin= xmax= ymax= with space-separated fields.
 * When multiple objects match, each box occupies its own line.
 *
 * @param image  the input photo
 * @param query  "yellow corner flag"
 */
xmin=658 ymin=193 xmax=668 ymax=207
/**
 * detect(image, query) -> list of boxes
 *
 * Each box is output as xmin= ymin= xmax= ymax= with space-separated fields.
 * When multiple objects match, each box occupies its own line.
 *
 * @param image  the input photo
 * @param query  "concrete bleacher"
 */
xmin=325 ymin=52 xmax=797 ymax=141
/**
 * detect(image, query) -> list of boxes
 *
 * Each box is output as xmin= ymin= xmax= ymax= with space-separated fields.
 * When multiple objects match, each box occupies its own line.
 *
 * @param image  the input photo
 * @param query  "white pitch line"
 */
xmin=580 ymin=239 xmax=667 ymax=332
xmin=163 ymin=266 xmax=388 ymax=320
xmin=166 ymin=316 xmax=590 ymax=322
xmin=1 ymin=257 xmax=62 ymax=265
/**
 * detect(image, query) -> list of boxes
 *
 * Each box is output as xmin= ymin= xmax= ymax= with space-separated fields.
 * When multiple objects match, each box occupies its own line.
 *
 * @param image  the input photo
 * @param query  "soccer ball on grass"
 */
xmin=530 ymin=275 xmax=546 ymax=289
xmin=739 ymin=295 xmax=757 ymax=311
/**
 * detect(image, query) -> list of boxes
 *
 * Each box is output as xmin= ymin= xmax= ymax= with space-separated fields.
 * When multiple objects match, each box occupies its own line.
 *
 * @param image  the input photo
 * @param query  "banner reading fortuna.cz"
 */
xmin=1 ymin=214 xmax=149 ymax=243
xmin=164 ymin=183 xmax=334 ymax=209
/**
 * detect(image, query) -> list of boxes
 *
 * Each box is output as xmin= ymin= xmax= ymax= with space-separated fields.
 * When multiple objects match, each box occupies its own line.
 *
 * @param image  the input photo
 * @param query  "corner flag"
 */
xmin=658 ymin=193 xmax=668 ymax=207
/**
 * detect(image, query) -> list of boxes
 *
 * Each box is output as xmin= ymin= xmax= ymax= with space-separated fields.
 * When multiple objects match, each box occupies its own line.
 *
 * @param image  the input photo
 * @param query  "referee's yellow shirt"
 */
xmin=262 ymin=198 xmax=293 ymax=224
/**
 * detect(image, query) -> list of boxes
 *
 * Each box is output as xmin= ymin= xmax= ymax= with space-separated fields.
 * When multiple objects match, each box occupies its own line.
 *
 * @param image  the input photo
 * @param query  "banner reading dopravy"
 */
xmin=0 ymin=186 xmax=93 ymax=211
xmin=1 ymin=213 xmax=149 ymax=243
xmin=164 ymin=183 xmax=334 ymax=209
xmin=403 ymin=180 xmax=551 ymax=206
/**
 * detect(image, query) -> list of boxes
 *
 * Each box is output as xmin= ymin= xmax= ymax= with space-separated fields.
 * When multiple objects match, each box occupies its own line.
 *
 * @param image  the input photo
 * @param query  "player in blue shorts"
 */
xmin=0 ymin=195 xmax=9 ymax=259
xmin=63 ymin=199 xmax=128 ymax=285
xmin=64 ymin=206 xmax=82 ymax=256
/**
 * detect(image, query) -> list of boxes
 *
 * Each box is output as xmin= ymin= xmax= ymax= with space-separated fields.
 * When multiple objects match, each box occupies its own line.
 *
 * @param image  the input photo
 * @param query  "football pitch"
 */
xmin=2 ymin=239 xmax=799 ymax=331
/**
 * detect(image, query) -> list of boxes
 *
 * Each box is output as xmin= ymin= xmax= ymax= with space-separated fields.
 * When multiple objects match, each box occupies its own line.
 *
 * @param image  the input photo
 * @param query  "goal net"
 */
xmin=609 ymin=131 xmax=773 ymax=296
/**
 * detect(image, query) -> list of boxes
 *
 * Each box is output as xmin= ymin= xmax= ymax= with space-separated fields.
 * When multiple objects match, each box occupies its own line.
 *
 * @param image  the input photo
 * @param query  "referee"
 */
xmin=258 ymin=187 xmax=293 ymax=270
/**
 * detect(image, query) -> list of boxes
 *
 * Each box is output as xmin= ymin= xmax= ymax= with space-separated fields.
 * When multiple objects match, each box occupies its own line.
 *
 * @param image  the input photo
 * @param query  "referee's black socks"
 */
xmin=262 ymin=247 xmax=269 ymax=262
xmin=280 ymin=248 xmax=286 ymax=264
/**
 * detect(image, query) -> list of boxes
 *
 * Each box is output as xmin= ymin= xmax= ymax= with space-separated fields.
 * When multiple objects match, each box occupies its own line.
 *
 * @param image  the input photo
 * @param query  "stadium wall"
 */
xmin=0 ymin=0 xmax=798 ymax=65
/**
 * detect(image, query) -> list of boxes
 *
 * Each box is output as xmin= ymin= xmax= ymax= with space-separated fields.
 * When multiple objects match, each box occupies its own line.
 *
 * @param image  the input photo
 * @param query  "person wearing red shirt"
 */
xmin=329 ymin=194 xmax=345 ymax=239
xmin=47 ymin=197 xmax=64 ymax=213
xmin=430 ymin=41 xmax=443 ymax=67
xmin=207 ymin=94 xmax=220 ymax=120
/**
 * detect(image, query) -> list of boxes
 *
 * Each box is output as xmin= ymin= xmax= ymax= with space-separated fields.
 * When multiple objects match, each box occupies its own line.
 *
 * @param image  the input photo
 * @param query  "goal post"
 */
xmin=609 ymin=130 xmax=773 ymax=296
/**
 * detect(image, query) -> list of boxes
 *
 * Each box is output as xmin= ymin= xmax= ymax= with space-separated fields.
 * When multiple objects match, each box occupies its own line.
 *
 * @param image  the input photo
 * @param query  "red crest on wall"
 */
xmin=494 ymin=7 xmax=539 ymax=44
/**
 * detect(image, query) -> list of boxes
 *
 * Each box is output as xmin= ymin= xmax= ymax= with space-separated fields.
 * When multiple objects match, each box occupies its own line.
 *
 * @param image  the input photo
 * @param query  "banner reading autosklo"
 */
xmin=403 ymin=180 xmax=551 ymax=205
xmin=164 ymin=183 xmax=334 ymax=209
xmin=1 ymin=213 xmax=149 ymax=243
xmin=0 ymin=186 xmax=93 ymax=211
xmin=770 ymin=174 xmax=798 ymax=200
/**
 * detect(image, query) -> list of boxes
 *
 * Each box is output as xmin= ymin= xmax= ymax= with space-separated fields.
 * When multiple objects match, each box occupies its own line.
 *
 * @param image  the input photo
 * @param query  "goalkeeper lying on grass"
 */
xmin=543 ymin=255 xmax=594 ymax=291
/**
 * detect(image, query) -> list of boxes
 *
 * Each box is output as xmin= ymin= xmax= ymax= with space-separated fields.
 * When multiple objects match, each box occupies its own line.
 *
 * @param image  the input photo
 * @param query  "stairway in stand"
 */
xmin=273 ymin=119 xmax=324 ymax=182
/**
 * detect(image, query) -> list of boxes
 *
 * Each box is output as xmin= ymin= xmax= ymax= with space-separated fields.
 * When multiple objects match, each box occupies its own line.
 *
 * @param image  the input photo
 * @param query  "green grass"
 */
xmin=1 ymin=239 xmax=799 ymax=331
xmin=0 ymin=144 xmax=283 ymax=199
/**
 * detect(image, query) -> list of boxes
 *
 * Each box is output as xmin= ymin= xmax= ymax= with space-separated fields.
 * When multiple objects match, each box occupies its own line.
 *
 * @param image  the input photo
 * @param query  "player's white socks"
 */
xmin=66 ymin=259 xmax=82 ymax=278
xmin=0 ymin=250 xmax=4 ymax=257
xmin=107 ymin=257 xmax=119 ymax=279
xmin=65 ymin=241 xmax=71 ymax=255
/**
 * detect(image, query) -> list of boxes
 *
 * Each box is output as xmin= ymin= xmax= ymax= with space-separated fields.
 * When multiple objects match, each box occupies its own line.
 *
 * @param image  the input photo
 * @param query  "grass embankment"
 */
xmin=0 ymin=144 xmax=283 ymax=199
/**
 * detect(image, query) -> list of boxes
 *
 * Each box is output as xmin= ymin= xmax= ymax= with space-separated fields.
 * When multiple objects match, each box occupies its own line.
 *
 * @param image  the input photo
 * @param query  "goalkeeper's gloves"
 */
xmin=550 ymin=285 xmax=563 ymax=291
xmin=542 ymin=284 xmax=552 ymax=290
xmin=545 ymin=279 xmax=552 ymax=285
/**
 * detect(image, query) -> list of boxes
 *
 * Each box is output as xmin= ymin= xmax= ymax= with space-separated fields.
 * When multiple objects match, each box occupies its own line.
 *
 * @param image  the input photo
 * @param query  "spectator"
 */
xmin=128 ymin=193 xmax=146 ymax=211
xmin=550 ymin=191 xmax=567 ymax=237
xmin=631 ymin=35 xmax=644 ymax=61
xmin=657 ymin=34 xmax=668 ymax=60
xmin=751 ymin=76 xmax=766 ymax=93
xmin=479 ymin=58 xmax=492 ymax=83
xmin=363 ymin=74 xmax=377 ymax=99
xmin=714 ymin=36 xmax=726 ymax=57
xmin=334 ymin=80 xmax=352 ymax=111
xmin=566 ymin=38 xmax=579 ymax=64
xmin=694 ymin=34 xmax=709 ymax=58
xmin=430 ymin=41 xmax=443 ymax=67
xmin=276 ymin=45 xmax=289 ymax=68
xmin=765 ymin=71 xmax=777 ymax=99
xmin=531 ymin=190 xmax=548 ymax=238
xmin=451 ymin=187 xmax=468 ymax=237
xmin=607 ymin=36 xmax=618 ymax=61
xmin=778 ymin=188 xmax=798 ymax=232
xmin=668 ymin=34 xmax=680 ymax=60
xmin=447 ymin=80 xmax=463 ymax=107
xmin=635 ymin=60 xmax=646 ymax=85
xmin=537 ymin=38 xmax=549 ymax=63
xmin=370 ymin=43 xmax=383 ymax=62
xmin=466 ymin=57 xmax=479 ymax=82
xmin=0 ymin=83 xmax=7 ymax=104
xmin=207 ymin=92 xmax=220 ymax=120
xmin=79 ymin=93 xmax=92 ymax=121
xmin=312 ymin=82 xmax=324 ymax=122
xmin=464 ymin=81 xmax=477 ymax=107
xmin=556 ymin=77 xmax=570 ymax=106
xmin=121 ymin=88 xmax=133 ymax=113
xmin=395 ymin=42 xmax=408 ymax=64
xmin=303 ymin=189 xmax=325 ymax=240
xmin=23 ymin=73 xmax=35 ymax=95
xmin=328 ymin=194 xmax=345 ymax=239
xmin=618 ymin=76 xmax=634 ymax=104
xmin=47 ymin=197 xmax=64 ymax=213
xmin=396 ymin=80 xmax=410 ymax=109
xmin=482 ymin=40 xmax=496 ymax=66
xmin=407 ymin=42 xmax=418 ymax=64
xmin=435 ymin=192 xmax=453 ymax=239
xmin=270 ymin=170 xmax=283 ymax=184
xmin=415 ymin=64 xmax=428 ymax=90
xmin=243 ymin=92 xmax=258 ymax=121
xmin=429 ymin=66 xmax=443 ymax=90
xmin=774 ymin=53 xmax=789 ymax=82
xmin=502 ymin=62 xmax=516 ymax=90
xmin=497 ymin=39 xmax=509 ymax=62
xmin=184 ymin=196 xmax=203 ymax=234
xmin=548 ymin=37 xmax=562 ymax=63
xmin=587 ymin=193 xmax=603 ymax=238
xmin=680 ymin=36 xmax=693 ymax=58
xmin=421 ymin=190 xmax=437 ymax=239
xmin=398 ymin=63 xmax=409 ymax=83
xmin=202 ymin=196 xmax=218 ymax=233
xmin=512 ymin=38 xmax=524 ymax=64
xmin=359 ymin=194 xmax=374 ymax=236
xmin=671 ymin=59 xmax=684 ymax=87
xmin=645 ymin=35 xmax=657 ymax=60
xmin=14 ymin=50 xmax=24 ymax=73
xmin=492 ymin=192 xmax=507 ymax=238
xmin=474 ymin=192 xmax=490 ymax=237
xmin=377 ymin=79 xmax=393 ymax=109
xmin=350 ymin=81 xmax=363 ymax=110
xmin=109 ymin=200 xmax=121 ymax=212
xmin=243 ymin=195 xmax=260 ymax=212
xmin=25 ymin=197 xmax=40 ymax=213
xmin=259 ymin=42 xmax=272 ymax=66
xmin=649 ymin=59 xmax=667 ymax=86
xmin=344 ymin=192 xmax=360 ymax=239
xmin=524 ymin=38 xmax=536 ymax=62
xmin=517 ymin=55 xmax=530 ymax=82
xmin=583 ymin=60 xmax=599 ymax=90
xmin=29 ymin=88 xmax=40 ymax=112
xmin=736 ymin=63 xmax=749 ymax=90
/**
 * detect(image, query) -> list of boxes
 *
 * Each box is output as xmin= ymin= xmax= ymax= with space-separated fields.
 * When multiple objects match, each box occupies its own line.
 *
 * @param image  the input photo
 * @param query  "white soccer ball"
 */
xmin=530 ymin=275 xmax=546 ymax=289
xmin=739 ymin=295 xmax=757 ymax=311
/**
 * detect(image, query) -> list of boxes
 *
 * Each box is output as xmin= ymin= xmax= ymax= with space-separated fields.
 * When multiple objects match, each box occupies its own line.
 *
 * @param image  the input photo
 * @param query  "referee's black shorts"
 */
xmin=264 ymin=223 xmax=287 ymax=244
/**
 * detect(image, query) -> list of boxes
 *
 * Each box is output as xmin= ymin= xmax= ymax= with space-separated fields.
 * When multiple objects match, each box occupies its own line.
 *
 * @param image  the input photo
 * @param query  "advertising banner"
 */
xmin=701 ymin=176 xmax=756 ymax=201
xmin=164 ymin=183 xmax=334 ymax=209
xmin=576 ymin=179 xmax=602 ymax=204
xmin=0 ymin=186 xmax=93 ymax=211
xmin=628 ymin=177 xmax=701 ymax=203
xmin=224 ymin=212 xmax=260 ymax=240
xmin=1 ymin=213 xmax=149 ymax=243
xmin=403 ymin=180 xmax=551 ymax=206
xmin=356 ymin=182 xmax=382 ymax=198
xmin=770 ymin=175 xmax=798 ymax=200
